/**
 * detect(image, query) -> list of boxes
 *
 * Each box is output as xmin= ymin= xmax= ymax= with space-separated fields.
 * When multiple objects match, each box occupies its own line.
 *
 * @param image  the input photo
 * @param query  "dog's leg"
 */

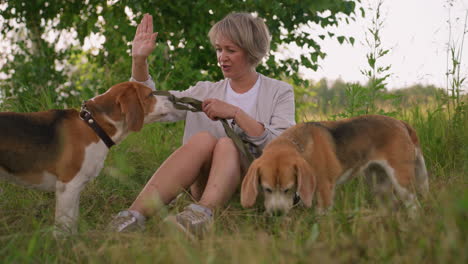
xmin=315 ymin=180 xmax=334 ymax=215
xmin=365 ymin=163 xmax=397 ymax=207
xmin=414 ymin=148 xmax=429 ymax=197
xmin=377 ymin=161 xmax=419 ymax=217
xmin=54 ymin=180 xmax=86 ymax=235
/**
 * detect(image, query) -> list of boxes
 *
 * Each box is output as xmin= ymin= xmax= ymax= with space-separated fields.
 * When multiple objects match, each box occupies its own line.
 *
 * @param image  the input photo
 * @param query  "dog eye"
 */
xmin=264 ymin=187 xmax=272 ymax=193
xmin=283 ymin=189 xmax=290 ymax=194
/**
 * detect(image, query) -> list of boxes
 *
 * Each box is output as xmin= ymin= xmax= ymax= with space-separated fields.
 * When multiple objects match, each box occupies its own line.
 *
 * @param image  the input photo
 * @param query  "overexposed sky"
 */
xmin=297 ymin=0 xmax=468 ymax=90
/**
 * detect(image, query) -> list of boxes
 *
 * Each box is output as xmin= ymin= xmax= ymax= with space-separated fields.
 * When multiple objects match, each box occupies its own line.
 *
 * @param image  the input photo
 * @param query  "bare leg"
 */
xmin=198 ymin=137 xmax=242 ymax=209
xmin=190 ymin=164 xmax=210 ymax=201
xmin=161 ymin=138 xmax=242 ymax=238
xmin=129 ymin=132 xmax=217 ymax=217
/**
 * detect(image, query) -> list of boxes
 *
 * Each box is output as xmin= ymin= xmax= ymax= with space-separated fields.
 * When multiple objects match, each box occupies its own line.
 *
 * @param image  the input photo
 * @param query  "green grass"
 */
xmin=1 ymin=106 xmax=467 ymax=263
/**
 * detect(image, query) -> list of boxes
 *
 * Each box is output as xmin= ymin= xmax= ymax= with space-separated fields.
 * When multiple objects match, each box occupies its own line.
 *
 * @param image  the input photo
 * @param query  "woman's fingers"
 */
xmin=135 ymin=19 xmax=142 ymax=37
xmin=143 ymin=14 xmax=152 ymax=33
xmin=202 ymin=99 xmax=235 ymax=120
xmin=148 ymin=14 xmax=153 ymax=34
xmin=135 ymin=14 xmax=151 ymax=37
xmin=202 ymin=99 xmax=214 ymax=120
xmin=202 ymin=99 xmax=215 ymax=112
xmin=131 ymin=14 xmax=158 ymax=59
xmin=143 ymin=14 xmax=149 ymax=33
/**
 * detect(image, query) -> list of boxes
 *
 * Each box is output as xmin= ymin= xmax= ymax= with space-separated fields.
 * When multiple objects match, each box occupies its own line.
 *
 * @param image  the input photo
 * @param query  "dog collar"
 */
xmin=79 ymin=101 xmax=116 ymax=148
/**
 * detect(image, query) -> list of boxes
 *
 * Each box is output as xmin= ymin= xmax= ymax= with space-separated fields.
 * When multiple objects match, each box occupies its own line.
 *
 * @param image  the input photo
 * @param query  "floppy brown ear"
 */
xmin=241 ymin=161 xmax=260 ymax=208
xmin=295 ymin=157 xmax=316 ymax=207
xmin=118 ymin=84 xmax=145 ymax=132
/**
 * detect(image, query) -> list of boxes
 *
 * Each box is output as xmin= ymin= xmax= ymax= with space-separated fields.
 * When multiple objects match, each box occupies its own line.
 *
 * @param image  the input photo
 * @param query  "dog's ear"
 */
xmin=241 ymin=161 xmax=260 ymax=208
xmin=295 ymin=157 xmax=316 ymax=207
xmin=117 ymin=84 xmax=145 ymax=132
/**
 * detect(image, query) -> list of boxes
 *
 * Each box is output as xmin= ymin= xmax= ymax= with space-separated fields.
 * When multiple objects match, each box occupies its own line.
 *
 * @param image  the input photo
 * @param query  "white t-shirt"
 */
xmin=225 ymin=76 xmax=261 ymax=120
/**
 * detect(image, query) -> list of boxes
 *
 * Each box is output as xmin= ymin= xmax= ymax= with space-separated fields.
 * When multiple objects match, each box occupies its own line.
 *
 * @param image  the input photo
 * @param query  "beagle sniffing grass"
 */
xmin=0 ymin=82 xmax=174 ymax=234
xmin=241 ymin=115 xmax=428 ymax=216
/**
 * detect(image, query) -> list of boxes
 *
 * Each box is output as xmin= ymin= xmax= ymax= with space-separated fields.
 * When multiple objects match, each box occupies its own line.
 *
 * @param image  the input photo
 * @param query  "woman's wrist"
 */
xmin=132 ymin=57 xmax=150 ymax=82
xmin=232 ymin=107 xmax=240 ymax=120
xmin=132 ymin=56 xmax=147 ymax=65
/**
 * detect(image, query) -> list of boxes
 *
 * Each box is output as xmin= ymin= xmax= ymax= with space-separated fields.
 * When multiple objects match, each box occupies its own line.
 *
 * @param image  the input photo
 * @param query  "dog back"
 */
xmin=0 ymin=110 xmax=73 ymax=174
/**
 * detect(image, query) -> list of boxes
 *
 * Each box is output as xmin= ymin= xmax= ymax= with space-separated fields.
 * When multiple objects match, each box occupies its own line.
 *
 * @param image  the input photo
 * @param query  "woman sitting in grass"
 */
xmin=108 ymin=12 xmax=296 ymax=238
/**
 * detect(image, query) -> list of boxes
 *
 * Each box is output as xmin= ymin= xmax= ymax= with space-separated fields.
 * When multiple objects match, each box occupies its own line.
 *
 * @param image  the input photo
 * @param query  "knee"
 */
xmin=185 ymin=132 xmax=218 ymax=150
xmin=214 ymin=137 xmax=238 ymax=153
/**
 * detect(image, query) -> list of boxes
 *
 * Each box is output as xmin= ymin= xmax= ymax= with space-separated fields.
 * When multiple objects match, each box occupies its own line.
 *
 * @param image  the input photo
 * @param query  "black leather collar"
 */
xmin=79 ymin=101 xmax=115 ymax=148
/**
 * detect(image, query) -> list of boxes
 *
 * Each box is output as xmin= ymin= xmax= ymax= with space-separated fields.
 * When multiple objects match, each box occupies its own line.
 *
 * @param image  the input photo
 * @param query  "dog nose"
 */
xmin=270 ymin=209 xmax=285 ymax=217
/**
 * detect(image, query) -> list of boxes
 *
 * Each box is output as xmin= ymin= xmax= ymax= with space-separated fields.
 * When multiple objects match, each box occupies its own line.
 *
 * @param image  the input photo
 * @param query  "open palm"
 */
xmin=132 ymin=13 xmax=158 ymax=59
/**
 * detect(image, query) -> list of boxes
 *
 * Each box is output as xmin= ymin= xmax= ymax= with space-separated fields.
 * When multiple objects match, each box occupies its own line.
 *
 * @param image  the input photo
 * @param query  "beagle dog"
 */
xmin=0 ymin=82 xmax=174 ymax=233
xmin=241 ymin=115 xmax=428 ymax=215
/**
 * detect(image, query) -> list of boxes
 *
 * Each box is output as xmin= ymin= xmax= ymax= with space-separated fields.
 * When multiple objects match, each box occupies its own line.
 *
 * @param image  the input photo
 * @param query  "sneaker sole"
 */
xmin=163 ymin=215 xmax=197 ymax=241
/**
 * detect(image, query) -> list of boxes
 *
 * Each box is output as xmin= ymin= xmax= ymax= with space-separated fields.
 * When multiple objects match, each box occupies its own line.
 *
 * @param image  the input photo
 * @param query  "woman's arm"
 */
xmin=131 ymin=14 xmax=158 ymax=82
xmin=242 ymin=85 xmax=296 ymax=150
xmin=202 ymin=99 xmax=265 ymax=137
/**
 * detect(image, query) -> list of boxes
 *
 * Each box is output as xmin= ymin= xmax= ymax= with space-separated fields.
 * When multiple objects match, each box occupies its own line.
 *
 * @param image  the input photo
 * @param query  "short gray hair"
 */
xmin=208 ymin=12 xmax=271 ymax=67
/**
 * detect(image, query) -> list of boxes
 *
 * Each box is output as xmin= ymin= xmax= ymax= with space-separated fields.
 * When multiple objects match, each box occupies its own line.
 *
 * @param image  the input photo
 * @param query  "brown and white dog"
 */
xmin=0 ymin=82 xmax=174 ymax=233
xmin=241 ymin=115 xmax=428 ymax=216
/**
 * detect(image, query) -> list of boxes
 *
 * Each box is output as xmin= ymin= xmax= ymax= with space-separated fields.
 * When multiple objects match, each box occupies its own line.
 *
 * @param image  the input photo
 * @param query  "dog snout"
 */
xmin=154 ymin=96 xmax=175 ymax=114
xmin=163 ymin=98 xmax=173 ymax=109
xmin=264 ymin=192 xmax=294 ymax=216
xmin=265 ymin=202 xmax=291 ymax=217
xmin=268 ymin=208 xmax=286 ymax=217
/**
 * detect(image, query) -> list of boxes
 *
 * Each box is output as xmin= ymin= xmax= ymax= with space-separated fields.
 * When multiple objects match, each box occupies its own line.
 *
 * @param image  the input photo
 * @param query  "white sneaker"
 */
xmin=107 ymin=210 xmax=145 ymax=232
xmin=165 ymin=204 xmax=213 ymax=239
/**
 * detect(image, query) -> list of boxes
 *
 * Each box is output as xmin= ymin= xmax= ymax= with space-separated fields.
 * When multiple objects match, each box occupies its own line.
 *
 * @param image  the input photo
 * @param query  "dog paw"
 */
xmin=315 ymin=207 xmax=329 ymax=216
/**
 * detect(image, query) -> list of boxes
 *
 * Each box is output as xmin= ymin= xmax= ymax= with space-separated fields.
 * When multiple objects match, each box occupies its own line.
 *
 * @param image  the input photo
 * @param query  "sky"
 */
xmin=291 ymin=0 xmax=468 ymax=90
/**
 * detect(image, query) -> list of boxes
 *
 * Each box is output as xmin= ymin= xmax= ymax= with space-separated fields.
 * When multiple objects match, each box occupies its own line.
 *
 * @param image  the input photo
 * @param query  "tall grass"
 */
xmin=1 ymin=99 xmax=467 ymax=263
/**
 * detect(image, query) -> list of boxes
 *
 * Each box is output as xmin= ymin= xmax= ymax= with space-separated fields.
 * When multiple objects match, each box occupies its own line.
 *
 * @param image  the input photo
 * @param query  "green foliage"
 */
xmin=445 ymin=9 xmax=467 ymax=114
xmin=292 ymin=79 xmax=317 ymax=122
xmin=335 ymin=0 xmax=400 ymax=119
xmin=341 ymin=82 xmax=371 ymax=117
xmin=300 ymin=78 xmax=453 ymax=119
xmin=0 ymin=0 xmax=360 ymax=111
xmin=443 ymin=9 xmax=467 ymax=169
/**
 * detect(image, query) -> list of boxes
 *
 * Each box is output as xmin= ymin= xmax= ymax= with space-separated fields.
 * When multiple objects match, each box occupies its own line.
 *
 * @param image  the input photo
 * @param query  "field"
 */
xmin=1 ymin=105 xmax=467 ymax=263
xmin=1 ymin=0 xmax=468 ymax=262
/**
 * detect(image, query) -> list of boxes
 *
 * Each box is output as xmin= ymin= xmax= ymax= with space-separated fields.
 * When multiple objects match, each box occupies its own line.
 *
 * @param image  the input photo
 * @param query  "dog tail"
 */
xmin=402 ymin=121 xmax=429 ymax=196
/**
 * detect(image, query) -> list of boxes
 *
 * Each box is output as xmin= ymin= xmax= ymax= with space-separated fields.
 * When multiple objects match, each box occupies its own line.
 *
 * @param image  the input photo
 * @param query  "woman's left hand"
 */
xmin=202 ymin=98 xmax=239 ymax=121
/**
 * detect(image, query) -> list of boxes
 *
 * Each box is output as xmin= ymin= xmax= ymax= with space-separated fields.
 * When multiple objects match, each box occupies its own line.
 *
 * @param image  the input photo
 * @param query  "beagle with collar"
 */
xmin=241 ymin=115 xmax=429 ymax=216
xmin=0 ymin=82 xmax=174 ymax=233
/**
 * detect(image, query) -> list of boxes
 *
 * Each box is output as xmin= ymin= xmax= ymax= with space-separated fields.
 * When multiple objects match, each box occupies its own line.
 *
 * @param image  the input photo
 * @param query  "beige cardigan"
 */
xmin=131 ymin=74 xmax=296 ymax=151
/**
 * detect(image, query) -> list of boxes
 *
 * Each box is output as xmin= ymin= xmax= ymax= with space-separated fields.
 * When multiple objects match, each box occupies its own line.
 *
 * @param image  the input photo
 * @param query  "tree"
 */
xmin=0 ymin=0 xmax=360 ymax=110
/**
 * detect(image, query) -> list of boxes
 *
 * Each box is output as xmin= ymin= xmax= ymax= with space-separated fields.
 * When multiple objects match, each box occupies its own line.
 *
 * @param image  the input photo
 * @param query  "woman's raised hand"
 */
xmin=132 ymin=13 xmax=158 ymax=61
